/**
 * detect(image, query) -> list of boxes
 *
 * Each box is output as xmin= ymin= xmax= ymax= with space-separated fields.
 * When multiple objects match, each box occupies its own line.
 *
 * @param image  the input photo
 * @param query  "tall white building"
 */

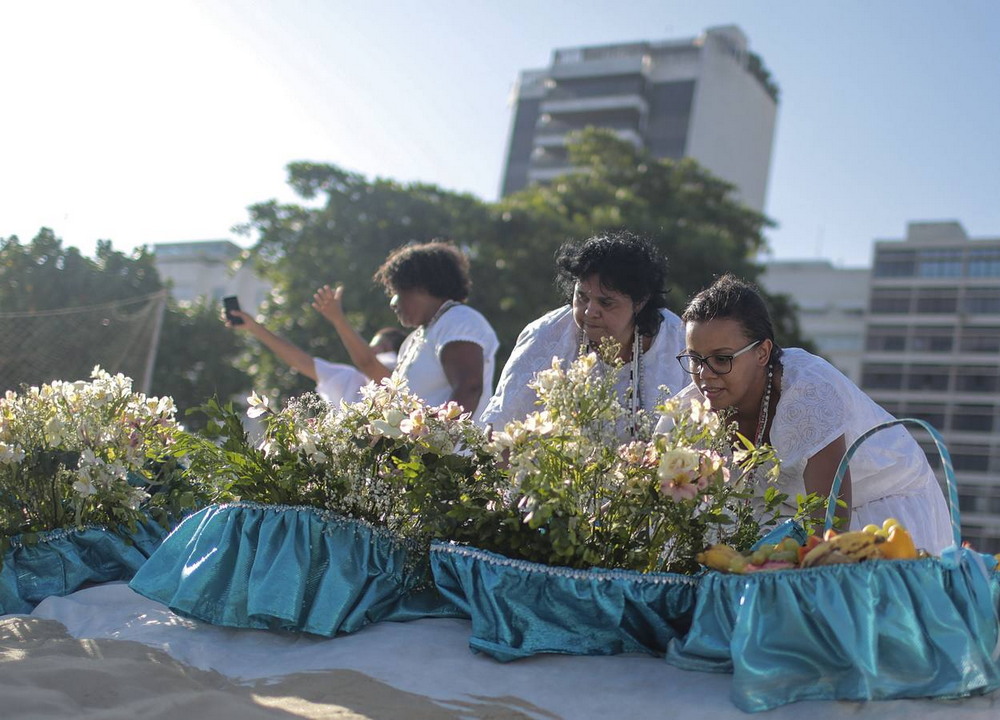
xmin=860 ymin=221 xmax=1000 ymax=553
xmin=759 ymin=260 xmax=870 ymax=383
xmin=152 ymin=240 xmax=271 ymax=312
xmin=500 ymin=25 xmax=778 ymax=212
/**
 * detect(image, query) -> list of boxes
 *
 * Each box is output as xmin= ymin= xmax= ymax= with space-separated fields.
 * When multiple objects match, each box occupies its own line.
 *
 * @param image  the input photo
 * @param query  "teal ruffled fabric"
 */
xmin=430 ymin=541 xmax=699 ymax=662
xmin=666 ymin=548 xmax=1000 ymax=712
xmin=129 ymin=503 xmax=462 ymax=637
xmin=0 ymin=518 xmax=168 ymax=615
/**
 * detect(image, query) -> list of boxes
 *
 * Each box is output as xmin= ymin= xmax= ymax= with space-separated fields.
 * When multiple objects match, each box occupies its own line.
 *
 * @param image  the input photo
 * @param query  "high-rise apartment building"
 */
xmin=500 ymin=25 xmax=778 ymax=212
xmin=860 ymin=221 xmax=1000 ymax=552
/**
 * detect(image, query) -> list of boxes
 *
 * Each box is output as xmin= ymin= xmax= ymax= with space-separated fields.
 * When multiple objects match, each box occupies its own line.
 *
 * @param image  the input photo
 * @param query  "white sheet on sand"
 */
xmin=13 ymin=582 xmax=1000 ymax=720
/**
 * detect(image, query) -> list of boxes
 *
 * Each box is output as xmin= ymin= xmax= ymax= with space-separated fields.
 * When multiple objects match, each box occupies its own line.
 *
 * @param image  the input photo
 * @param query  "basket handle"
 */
xmin=823 ymin=418 xmax=961 ymax=548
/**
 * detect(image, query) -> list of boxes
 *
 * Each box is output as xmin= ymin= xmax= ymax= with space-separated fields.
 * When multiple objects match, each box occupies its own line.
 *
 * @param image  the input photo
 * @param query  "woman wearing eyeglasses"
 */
xmin=669 ymin=274 xmax=952 ymax=554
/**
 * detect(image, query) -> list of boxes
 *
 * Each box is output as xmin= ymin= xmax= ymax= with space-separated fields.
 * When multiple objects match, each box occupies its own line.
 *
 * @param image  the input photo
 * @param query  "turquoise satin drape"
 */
xmin=666 ymin=548 xmax=1000 ymax=712
xmin=0 ymin=517 xmax=168 ymax=614
xmin=129 ymin=503 xmax=462 ymax=637
xmin=430 ymin=541 xmax=699 ymax=662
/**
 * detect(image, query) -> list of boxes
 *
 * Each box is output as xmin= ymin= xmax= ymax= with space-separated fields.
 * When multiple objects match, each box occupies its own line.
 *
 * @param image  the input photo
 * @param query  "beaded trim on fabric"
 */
xmin=6 ymin=514 xmax=157 ymax=549
xmin=430 ymin=541 xmax=700 ymax=586
xmin=210 ymin=501 xmax=415 ymax=549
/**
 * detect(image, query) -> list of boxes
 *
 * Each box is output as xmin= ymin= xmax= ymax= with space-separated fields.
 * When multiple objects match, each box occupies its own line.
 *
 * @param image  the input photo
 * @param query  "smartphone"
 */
xmin=223 ymin=296 xmax=243 ymax=325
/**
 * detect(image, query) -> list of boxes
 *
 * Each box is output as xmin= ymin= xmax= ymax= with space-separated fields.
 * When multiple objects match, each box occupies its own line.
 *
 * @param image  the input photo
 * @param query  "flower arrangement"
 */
xmin=472 ymin=344 xmax=786 ymax=574
xmin=0 ymin=367 xmax=186 ymax=543
xmin=181 ymin=376 xmax=501 ymax=548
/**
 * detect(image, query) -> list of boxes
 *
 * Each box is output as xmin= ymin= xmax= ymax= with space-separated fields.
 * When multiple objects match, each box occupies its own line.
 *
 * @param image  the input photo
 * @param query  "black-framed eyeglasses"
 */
xmin=676 ymin=340 xmax=762 ymax=375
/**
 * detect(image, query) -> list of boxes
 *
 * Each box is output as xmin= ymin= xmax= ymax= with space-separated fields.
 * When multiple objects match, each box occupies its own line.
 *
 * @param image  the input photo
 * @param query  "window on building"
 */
xmin=905 ymin=365 xmax=950 ymax=392
xmin=865 ymin=327 xmax=906 ymax=352
xmin=914 ymin=288 xmax=959 ymax=314
xmin=873 ymin=250 xmax=916 ymax=277
xmin=958 ymin=492 xmax=980 ymax=514
xmin=860 ymin=364 xmax=903 ymax=390
xmin=950 ymin=444 xmax=991 ymax=473
xmin=910 ymin=327 xmax=954 ymax=353
xmin=917 ymin=249 xmax=964 ymax=278
xmin=967 ymin=248 xmax=1000 ymax=277
xmin=958 ymin=326 xmax=1000 ymax=353
xmin=870 ymin=289 xmax=911 ymax=314
xmin=902 ymin=403 xmax=947 ymax=430
xmin=951 ymin=404 xmax=996 ymax=433
xmin=955 ymin=366 xmax=1000 ymax=393
xmin=963 ymin=288 xmax=1000 ymax=314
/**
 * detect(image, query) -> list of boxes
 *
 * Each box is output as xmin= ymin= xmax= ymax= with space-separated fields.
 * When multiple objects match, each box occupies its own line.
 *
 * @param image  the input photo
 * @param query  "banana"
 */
xmin=800 ymin=530 xmax=882 ymax=567
xmin=696 ymin=544 xmax=748 ymax=574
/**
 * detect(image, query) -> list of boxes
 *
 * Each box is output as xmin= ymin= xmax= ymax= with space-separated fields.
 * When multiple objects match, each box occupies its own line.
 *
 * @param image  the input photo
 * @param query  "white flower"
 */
xmin=246 ymin=391 xmax=271 ymax=418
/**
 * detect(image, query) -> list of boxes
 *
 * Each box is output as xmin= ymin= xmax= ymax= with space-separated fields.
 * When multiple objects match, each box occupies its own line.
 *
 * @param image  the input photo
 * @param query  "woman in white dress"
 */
xmin=672 ymin=274 xmax=953 ymax=553
xmin=314 ymin=241 xmax=499 ymax=420
xmin=481 ymin=232 xmax=687 ymax=437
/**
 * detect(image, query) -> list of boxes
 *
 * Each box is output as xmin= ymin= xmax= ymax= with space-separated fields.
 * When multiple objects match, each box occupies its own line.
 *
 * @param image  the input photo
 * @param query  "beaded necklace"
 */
xmin=753 ymin=363 xmax=774 ymax=447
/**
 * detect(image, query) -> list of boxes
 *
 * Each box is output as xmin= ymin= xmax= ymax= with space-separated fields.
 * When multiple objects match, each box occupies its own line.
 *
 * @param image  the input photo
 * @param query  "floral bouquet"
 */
xmin=0 ymin=367 xmax=186 ymax=543
xmin=128 ymin=378 xmax=501 ymax=635
xmin=472 ymin=343 xmax=784 ymax=574
xmin=179 ymin=375 xmax=501 ymax=549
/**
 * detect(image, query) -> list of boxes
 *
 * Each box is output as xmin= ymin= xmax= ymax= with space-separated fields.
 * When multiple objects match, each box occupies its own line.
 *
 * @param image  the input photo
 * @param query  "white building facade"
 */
xmin=152 ymin=240 xmax=271 ymax=312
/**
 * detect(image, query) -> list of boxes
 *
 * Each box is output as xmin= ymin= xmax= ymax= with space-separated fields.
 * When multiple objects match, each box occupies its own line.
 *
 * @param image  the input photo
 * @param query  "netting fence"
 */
xmin=0 ymin=290 xmax=168 ymax=394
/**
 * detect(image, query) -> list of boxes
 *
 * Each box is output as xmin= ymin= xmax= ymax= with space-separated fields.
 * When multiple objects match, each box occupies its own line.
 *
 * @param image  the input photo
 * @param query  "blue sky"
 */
xmin=2 ymin=1 xmax=998 ymax=268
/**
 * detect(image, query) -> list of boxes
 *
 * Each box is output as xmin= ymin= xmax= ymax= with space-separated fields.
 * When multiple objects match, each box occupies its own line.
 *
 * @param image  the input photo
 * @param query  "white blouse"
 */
xmin=670 ymin=348 xmax=954 ymax=551
xmin=393 ymin=304 xmax=499 ymax=421
xmin=480 ymin=305 xmax=688 ymax=431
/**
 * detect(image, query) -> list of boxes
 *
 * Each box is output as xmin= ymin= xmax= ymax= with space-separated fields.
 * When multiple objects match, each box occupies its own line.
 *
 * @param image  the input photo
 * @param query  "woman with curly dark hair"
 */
xmin=481 ymin=232 xmax=687 ymax=436
xmin=314 ymin=241 xmax=499 ymax=419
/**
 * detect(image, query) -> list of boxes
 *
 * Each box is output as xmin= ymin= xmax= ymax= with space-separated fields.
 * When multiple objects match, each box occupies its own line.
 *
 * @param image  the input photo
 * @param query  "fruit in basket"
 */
xmin=880 ymin=524 xmax=918 ymax=560
xmin=696 ymin=544 xmax=748 ymax=573
xmin=800 ymin=530 xmax=882 ymax=567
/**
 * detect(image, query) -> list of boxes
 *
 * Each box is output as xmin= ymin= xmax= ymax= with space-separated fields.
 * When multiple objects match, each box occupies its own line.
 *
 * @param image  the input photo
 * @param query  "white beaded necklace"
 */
xmin=753 ymin=363 xmax=774 ymax=447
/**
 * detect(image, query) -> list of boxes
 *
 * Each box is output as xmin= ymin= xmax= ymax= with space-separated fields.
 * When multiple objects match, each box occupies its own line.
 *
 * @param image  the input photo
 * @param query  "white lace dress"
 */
xmin=480 ymin=305 xmax=688 ymax=433
xmin=672 ymin=348 xmax=953 ymax=553
xmin=392 ymin=304 xmax=499 ymax=421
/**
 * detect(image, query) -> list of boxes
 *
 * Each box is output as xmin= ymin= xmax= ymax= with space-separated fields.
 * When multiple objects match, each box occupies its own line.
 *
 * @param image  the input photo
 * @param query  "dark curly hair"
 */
xmin=373 ymin=241 xmax=471 ymax=301
xmin=682 ymin=274 xmax=784 ymax=363
xmin=555 ymin=232 xmax=669 ymax=337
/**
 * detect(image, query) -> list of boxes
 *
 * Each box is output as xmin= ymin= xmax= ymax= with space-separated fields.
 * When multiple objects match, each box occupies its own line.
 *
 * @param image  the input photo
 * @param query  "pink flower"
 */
xmin=659 ymin=471 xmax=700 ymax=501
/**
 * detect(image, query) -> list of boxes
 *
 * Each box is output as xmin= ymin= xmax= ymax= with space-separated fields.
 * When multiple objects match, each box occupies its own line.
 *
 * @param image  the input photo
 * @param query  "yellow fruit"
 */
xmin=696 ymin=544 xmax=748 ymax=573
xmin=881 ymin=525 xmax=918 ymax=560
xmin=861 ymin=524 xmax=881 ymax=535
xmin=882 ymin=517 xmax=903 ymax=533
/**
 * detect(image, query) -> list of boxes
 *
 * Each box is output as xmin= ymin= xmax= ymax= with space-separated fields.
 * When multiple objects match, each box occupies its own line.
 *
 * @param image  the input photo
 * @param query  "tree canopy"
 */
xmin=239 ymin=129 xmax=808 ymax=397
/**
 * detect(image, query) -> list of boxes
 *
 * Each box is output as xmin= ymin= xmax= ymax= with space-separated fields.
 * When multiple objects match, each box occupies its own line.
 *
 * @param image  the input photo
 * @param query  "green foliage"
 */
xmin=0 ymin=229 xmax=162 ymax=312
xmin=176 ymin=382 xmax=503 ymax=550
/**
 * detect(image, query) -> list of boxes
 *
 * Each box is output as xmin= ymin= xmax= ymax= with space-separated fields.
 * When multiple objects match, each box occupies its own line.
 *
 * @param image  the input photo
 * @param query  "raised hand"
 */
xmin=312 ymin=284 xmax=346 ymax=326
